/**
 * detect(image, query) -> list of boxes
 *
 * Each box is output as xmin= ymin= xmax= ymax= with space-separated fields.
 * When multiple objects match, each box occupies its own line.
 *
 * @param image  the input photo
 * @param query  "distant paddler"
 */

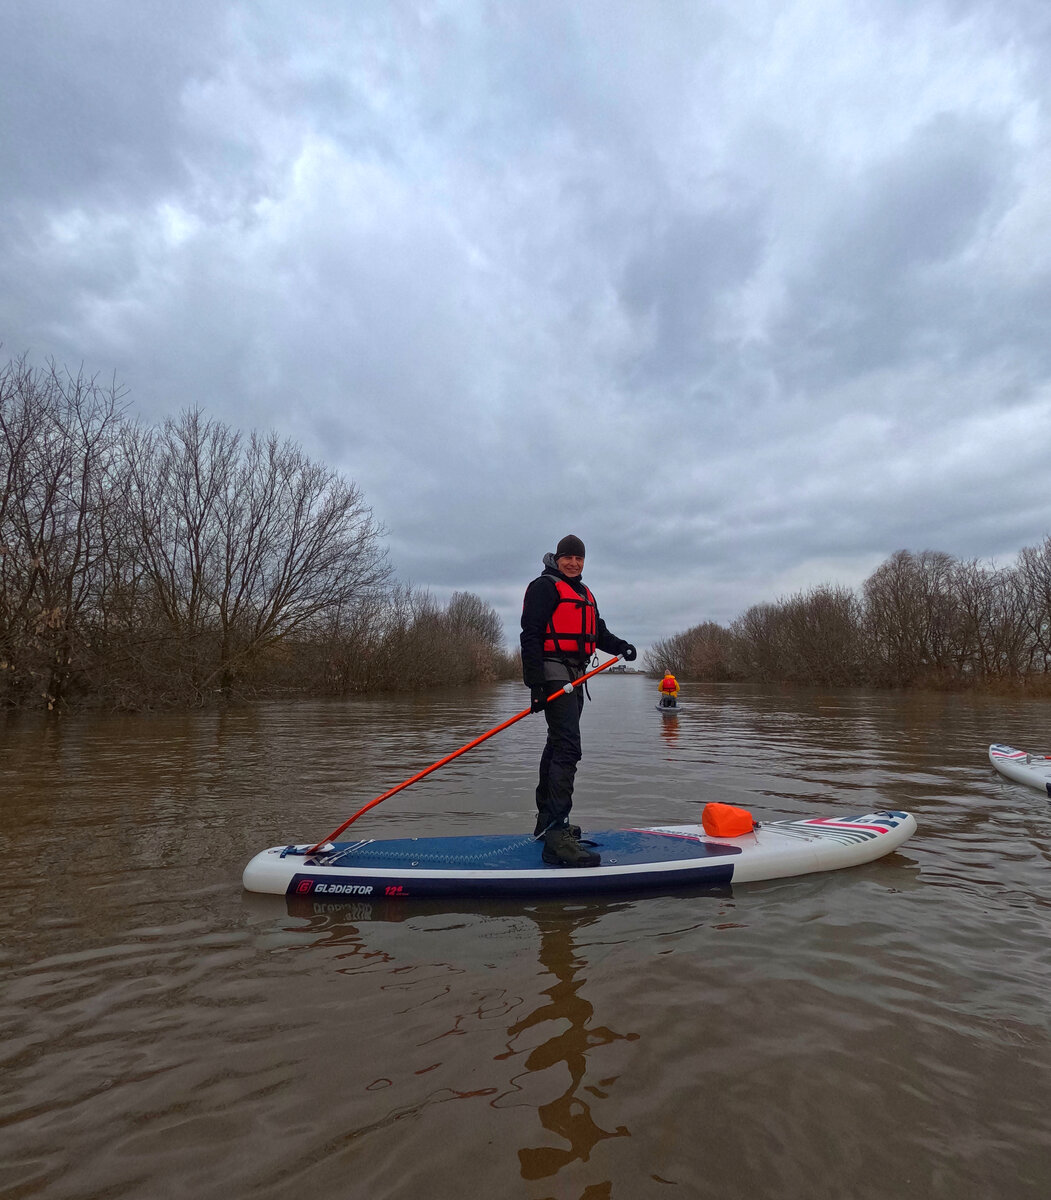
xmin=657 ymin=670 xmax=680 ymax=708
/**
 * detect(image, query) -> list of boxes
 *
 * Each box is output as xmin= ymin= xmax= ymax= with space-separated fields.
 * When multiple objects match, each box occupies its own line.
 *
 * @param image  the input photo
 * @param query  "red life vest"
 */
xmin=542 ymin=578 xmax=598 ymax=659
xmin=660 ymin=676 xmax=678 ymax=693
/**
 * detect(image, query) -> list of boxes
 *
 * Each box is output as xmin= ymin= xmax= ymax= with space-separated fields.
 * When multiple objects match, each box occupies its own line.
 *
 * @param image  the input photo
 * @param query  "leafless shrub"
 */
xmin=656 ymin=545 xmax=1051 ymax=691
xmin=645 ymin=620 xmax=742 ymax=681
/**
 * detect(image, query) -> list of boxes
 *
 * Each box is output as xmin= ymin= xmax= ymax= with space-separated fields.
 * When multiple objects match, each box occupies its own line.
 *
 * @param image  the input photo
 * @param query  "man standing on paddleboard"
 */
xmin=520 ymin=535 xmax=636 ymax=867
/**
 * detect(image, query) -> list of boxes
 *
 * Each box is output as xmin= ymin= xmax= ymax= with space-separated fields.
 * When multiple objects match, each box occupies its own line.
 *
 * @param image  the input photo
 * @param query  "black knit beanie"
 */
xmin=555 ymin=534 xmax=585 ymax=558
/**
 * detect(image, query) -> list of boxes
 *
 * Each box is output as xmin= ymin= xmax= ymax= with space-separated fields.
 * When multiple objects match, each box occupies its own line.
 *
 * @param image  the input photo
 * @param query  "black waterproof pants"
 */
xmin=534 ymin=686 xmax=585 ymax=836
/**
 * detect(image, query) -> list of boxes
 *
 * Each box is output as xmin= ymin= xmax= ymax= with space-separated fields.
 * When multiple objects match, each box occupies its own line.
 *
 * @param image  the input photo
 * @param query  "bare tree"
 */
xmin=645 ymin=621 xmax=740 ymax=681
xmin=862 ymin=550 xmax=960 ymax=685
xmin=126 ymin=409 xmax=391 ymax=699
xmin=0 ymin=356 xmax=126 ymax=706
xmin=123 ymin=410 xmax=239 ymax=696
xmin=209 ymin=429 xmax=391 ymax=693
xmin=730 ymin=602 xmax=788 ymax=682
xmin=952 ymin=558 xmax=1031 ymax=682
xmin=1016 ymin=536 xmax=1051 ymax=674
xmin=778 ymin=584 xmax=864 ymax=686
xmin=443 ymin=590 xmax=506 ymax=682
xmin=2 ymin=354 xmax=517 ymax=709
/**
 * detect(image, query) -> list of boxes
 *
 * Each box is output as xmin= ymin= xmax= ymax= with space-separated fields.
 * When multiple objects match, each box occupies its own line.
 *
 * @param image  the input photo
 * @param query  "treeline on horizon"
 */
xmin=0 ymin=354 xmax=518 ymax=712
xmin=645 ymin=540 xmax=1051 ymax=691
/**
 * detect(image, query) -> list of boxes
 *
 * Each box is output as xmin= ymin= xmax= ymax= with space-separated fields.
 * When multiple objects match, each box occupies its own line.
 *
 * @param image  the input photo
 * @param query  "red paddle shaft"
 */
xmin=306 ymin=655 xmax=625 ymax=853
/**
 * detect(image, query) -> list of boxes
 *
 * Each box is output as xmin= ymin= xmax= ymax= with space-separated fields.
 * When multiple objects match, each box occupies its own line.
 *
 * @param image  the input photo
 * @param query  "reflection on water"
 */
xmin=658 ymin=712 xmax=679 ymax=749
xmin=503 ymin=906 xmax=636 ymax=1183
xmin=285 ymin=894 xmax=640 ymax=1190
xmin=3 ymin=676 xmax=1051 ymax=1198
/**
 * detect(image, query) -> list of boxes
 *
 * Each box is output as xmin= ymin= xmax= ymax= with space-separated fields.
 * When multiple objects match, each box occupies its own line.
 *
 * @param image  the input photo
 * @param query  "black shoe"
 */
xmin=542 ymin=828 xmax=600 ymax=868
xmin=534 ymin=821 xmax=582 ymax=839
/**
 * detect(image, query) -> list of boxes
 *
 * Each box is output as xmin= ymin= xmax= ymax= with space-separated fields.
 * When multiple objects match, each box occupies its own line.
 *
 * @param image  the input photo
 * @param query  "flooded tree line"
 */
xmin=0 ymin=355 xmax=516 ymax=711
xmin=645 ymin=544 xmax=1051 ymax=690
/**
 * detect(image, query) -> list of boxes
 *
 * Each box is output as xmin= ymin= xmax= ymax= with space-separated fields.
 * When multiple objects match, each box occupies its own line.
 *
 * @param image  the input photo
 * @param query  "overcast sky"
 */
xmin=3 ymin=0 xmax=1051 ymax=652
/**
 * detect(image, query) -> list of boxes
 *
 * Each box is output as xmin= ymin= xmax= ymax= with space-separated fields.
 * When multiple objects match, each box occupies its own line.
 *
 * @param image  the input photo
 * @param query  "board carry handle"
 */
xmin=306 ymin=654 xmax=625 ymax=853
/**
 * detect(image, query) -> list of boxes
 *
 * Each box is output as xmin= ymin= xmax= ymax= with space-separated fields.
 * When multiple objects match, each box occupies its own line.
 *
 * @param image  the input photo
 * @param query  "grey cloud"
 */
xmin=776 ymin=113 xmax=1016 ymax=387
xmin=620 ymin=203 xmax=768 ymax=381
xmin=0 ymin=1 xmax=225 ymax=207
xmin=4 ymin=1 xmax=1051 ymax=654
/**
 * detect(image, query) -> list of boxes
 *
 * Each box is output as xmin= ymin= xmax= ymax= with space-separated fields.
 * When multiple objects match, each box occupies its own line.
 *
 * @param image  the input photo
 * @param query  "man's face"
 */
xmin=557 ymin=554 xmax=584 ymax=578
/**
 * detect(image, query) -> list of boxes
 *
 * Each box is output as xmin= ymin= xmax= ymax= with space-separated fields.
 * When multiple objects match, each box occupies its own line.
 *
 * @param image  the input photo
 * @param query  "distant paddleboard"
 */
xmin=989 ymin=743 xmax=1051 ymax=796
xmin=243 ymin=809 xmax=916 ymax=900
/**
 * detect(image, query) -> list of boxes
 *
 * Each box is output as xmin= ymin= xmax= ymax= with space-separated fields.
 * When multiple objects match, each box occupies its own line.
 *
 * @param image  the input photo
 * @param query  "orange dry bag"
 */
xmin=702 ymin=802 xmax=757 ymax=837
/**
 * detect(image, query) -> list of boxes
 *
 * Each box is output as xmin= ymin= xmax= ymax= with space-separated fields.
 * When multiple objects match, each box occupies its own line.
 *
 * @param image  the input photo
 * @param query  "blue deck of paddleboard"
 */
xmin=284 ymin=829 xmax=742 ymax=898
xmin=306 ymin=829 xmax=738 ymax=870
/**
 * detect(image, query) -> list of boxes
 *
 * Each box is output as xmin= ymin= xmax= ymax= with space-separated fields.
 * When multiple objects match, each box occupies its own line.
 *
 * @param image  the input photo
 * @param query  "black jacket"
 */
xmin=520 ymin=554 xmax=630 ymax=689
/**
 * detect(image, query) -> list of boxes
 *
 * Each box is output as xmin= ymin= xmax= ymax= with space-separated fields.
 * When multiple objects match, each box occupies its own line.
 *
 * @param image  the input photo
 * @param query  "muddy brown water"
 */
xmin=2 ymin=675 xmax=1050 ymax=1199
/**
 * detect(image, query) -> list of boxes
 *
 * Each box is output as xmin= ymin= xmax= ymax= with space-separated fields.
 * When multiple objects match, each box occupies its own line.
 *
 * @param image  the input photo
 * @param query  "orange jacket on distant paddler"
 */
xmin=658 ymin=672 xmax=679 ymax=697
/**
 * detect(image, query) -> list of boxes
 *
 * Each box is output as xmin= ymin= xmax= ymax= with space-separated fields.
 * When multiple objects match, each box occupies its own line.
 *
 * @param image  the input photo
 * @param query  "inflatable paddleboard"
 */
xmin=656 ymin=702 xmax=683 ymax=713
xmin=243 ymin=809 xmax=915 ymax=900
xmin=989 ymin=743 xmax=1051 ymax=795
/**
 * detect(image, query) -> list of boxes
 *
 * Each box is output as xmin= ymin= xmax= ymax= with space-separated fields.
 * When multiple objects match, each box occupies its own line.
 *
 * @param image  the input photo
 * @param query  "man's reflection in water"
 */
xmin=279 ymin=895 xmax=668 ymax=1194
xmin=659 ymin=714 xmax=679 ymax=745
xmin=500 ymin=905 xmax=637 ymax=1184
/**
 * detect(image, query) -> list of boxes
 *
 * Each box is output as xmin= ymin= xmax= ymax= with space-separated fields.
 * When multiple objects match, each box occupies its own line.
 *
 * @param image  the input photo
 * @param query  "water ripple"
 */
xmin=2 ymin=678 xmax=1051 ymax=1198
